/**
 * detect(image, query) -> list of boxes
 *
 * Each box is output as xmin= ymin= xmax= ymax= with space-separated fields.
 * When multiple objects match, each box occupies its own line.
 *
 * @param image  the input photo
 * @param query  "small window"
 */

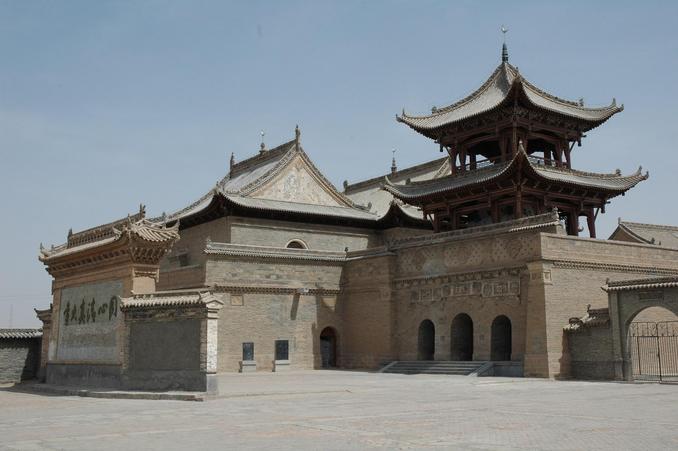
xmin=242 ymin=342 xmax=254 ymax=361
xmin=275 ymin=340 xmax=289 ymax=361
xmin=286 ymin=240 xmax=307 ymax=249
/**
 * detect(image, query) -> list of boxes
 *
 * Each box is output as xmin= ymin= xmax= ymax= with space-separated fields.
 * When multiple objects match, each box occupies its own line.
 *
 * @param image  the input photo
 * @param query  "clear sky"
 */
xmin=1 ymin=0 xmax=677 ymax=327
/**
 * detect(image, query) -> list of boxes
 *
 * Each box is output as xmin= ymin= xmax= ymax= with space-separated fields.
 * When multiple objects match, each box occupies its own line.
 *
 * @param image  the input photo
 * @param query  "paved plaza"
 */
xmin=1 ymin=371 xmax=677 ymax=450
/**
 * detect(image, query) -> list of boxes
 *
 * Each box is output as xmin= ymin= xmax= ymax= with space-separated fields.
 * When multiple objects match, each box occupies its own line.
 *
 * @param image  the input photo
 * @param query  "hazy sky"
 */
xmin=2 ymin=0 xmax=677 ymax=327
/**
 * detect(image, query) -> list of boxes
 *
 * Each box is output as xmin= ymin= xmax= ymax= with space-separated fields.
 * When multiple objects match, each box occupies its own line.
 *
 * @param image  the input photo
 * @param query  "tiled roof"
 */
xmin=611 ymin=221 xmax=678 ymax=248
xmin=388 ymin=210 xmax=561 ymax=249
xmin=0 ymin=329 xmax=42 ymax=339
xmin=157 ymin=136 xmax=433 ymax=226
xmin=40 ymin=218 xmax=179 ymax=261
xmin=121 ymin=290 xmax=222 ymax=309
xmin=344 ymin=157 xmax=449 ymax=220
xmin=223 ymin=194 xmax=377 ymax=221
xmin=398 ymin=62 xmax=622 ymax=132
xmin=564 ymin=307 xmax=610 ymax=332
xmin=205 ymin=242 xmax=347 ymax=261
xmin=383 ymin=148 xmax=647 ymax=201
xmin=66 ymin=205 xmax=146 ymax=248
xmin=603 ymin=276 xmax=678 ymax=292
xmin=163 ymin=135 xmax=368 ymax=224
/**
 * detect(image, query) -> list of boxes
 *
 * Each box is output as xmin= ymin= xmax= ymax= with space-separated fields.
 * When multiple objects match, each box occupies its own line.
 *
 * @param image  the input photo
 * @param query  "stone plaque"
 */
xmin=57 ymin=280 xmax=123 ymax=362
xmin=231 ymin=294 xmax=244 ymax=306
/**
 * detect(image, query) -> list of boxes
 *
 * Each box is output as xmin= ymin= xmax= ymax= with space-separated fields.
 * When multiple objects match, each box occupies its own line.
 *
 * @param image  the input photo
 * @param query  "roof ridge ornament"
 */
xmin=260 ymin=130 xmax=266 ymax=153
xmin=501 ymin=25 xmax=509 ymax=63
xmin=391 ymin=148 xmax=397 ymax=174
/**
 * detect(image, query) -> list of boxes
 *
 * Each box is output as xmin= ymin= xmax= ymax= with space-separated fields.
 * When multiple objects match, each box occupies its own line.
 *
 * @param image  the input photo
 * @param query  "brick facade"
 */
xmin=0 ymin=336 xmax=41 ymax=383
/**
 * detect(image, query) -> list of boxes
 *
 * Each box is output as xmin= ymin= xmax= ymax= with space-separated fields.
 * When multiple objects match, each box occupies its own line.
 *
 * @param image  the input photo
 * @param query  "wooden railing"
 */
xmin=452 ymin=154 xmax=567 ymax=172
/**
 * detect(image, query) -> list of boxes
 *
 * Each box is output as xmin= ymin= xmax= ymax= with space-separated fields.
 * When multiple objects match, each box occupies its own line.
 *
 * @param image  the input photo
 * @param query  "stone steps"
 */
xmin=381 ymin=361 xmax=488 ymax=376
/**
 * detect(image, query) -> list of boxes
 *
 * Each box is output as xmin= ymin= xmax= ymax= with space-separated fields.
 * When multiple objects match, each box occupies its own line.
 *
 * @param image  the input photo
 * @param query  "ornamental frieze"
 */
xmin=396 ymin=268 xmax=522 ymax=305
xmin=398 ymin=233 xmax=538 ymax=277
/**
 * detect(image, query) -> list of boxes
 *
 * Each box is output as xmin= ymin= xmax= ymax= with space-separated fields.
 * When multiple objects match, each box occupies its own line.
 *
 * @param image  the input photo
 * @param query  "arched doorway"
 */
xmin=451 ymin=313 xmax=473 ymax=361
xmin=320 ymin=327 xmax=338 ymax=368
xmin=418 ymin=320 xmax=435 ymax=360
xmin=627 ymin=307 xmax=678 ymax=381
xmin=491 ymin=315 xmax=512 ymax=361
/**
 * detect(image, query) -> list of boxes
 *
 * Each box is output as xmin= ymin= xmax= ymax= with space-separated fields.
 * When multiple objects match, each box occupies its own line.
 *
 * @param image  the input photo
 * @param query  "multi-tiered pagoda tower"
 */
xmin=386 ymin=45 xmax=647 ymax=237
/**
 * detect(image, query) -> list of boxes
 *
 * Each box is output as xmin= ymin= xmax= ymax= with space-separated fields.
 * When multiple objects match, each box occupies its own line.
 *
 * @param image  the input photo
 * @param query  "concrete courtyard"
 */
xmin=1 ymin=371 xmax=677 ymax=450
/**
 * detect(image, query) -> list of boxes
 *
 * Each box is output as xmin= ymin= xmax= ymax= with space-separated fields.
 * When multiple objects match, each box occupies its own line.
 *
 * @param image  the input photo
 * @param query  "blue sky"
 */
xmin=1 ymin=0 xmax=677 ymax=327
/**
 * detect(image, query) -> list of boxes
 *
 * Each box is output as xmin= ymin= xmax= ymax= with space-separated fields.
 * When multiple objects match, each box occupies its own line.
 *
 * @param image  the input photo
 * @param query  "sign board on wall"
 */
xmin=56 ymin=280 xmax=123 ymax=362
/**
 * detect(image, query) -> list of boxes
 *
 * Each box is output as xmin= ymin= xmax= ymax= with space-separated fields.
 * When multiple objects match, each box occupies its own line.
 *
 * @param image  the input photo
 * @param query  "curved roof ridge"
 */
xmin=400 ymin=63 xmax=507 ymax=120
xmin=519 ymin=74 xmax=617 ymax=111
xmin=165 ymin=188 xmax=218 ymax=222
xmin=387 ymin=158 xmax=512 ymax=189
xmin=397 ymin=59 xmax=623 ymax=133
xmin=236 ymin=145 xmax=298 ymax=195
xmin=294 ymin=145 xmax=362 ymax=208
xmin=227 ymin=139 xmax=296 ymax=178
xmin=619 ymin=220 xmax=678 ymax=231
xmin=531 ymin=162 xmax=645 ymax=179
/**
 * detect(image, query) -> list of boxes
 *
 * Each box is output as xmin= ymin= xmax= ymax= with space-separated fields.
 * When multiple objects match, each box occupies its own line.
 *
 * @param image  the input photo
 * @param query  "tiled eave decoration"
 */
xmin=205 ymin=241 xmax=348 ymax=262
xmin=40 ymin=219 xmax=180 ymax=278
xmin=603 ymin=276 xmax=678 ymax=292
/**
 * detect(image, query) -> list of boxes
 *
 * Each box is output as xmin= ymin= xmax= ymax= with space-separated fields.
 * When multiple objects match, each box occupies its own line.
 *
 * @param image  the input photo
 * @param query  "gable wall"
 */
xmin=250 ymin=154 xmax=345 ymax=207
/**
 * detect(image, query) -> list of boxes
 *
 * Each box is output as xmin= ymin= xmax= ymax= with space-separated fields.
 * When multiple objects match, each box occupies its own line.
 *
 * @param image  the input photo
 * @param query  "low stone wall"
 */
xmin=0 ymin=333 xmax=41 ymax=383
xmin=46 ymin=363 xmax=122 ymax=388
xmin=564 ymin=309 xmax=615 ymax=380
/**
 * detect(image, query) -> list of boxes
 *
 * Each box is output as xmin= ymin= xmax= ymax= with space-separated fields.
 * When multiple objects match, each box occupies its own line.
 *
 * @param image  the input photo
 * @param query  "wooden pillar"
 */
xmin=452 ymin=210 xmax=459 ymax=230
xmin=515 ymin=185 xmax=523 ymax=219
xmin=491 ymin=200 xmax=499 ymax=223
xmin=499 ymin=137 xmax=507 ymax=162
xmin=587 ymin=210 xmax=596 ymax=238
xmin=470 ymin=152 xmax=477 ymax=170
xmin=569 ymin=209 xmax=579 ymax=236
xmin=433 ymin=213 xmax=441 ymax=233
xmin=459 ymin=146 xmax=467 ymax=172
xmin=451 ymin=149 xmax=457 ymax=175
xmin=555 ymin=145 xmax=563 ymax=168
xmin=564 ymin=147 xmax=572 ymax=169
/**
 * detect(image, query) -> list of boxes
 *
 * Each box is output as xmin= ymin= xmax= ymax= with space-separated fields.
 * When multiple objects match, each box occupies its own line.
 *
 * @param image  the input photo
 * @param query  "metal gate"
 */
xmin=629 ymin=321 xmax=678 ymax=382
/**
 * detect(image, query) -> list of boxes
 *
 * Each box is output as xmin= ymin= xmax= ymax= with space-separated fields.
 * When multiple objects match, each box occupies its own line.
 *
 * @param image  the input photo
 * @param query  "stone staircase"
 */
xmin=380 ymin=360 xmax=489 ymax=376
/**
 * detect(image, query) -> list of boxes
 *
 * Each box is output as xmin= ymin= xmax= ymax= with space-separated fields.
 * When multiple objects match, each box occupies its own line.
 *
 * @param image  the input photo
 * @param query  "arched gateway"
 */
xmin=450 ymin=314 xmax=473 ymax=361
xmin=418 ymin=320 xmax=435 ymax=361
xmin=320 ymin=327 xmax=338 ymax=368
xmin=491 ymin=315 xmax=512 ymax=361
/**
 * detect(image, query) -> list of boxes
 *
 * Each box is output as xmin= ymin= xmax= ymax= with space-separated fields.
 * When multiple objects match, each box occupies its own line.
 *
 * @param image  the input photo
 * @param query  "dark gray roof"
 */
xmin=205 ymin=242 xmax=348 ymax=261
xmin=611 ymin=221 xmax=678 ymax=248
xmin=40 ymin=219 xmax=180 ymax=261
xmin=223 ymin=194 xmax=378 ymax=221
xmin=398 ymin=62 xmax=622 ymax=132
xmin=383 ymin=148 xmax=647 ymax=201
xmin=603 ymin=276 xmax=678 ymax=292
xmin=161 ymin=136 xmax=428 ymax=227
xmin=0 ymin=329 xmax=42 ymax=339
xmin=164 ymin=136 xmax=366 ymax=223
xmin=344 ymin=157 xmax=449 ymax=220
xmin=121 ymin=290 xmax=222 ymax=310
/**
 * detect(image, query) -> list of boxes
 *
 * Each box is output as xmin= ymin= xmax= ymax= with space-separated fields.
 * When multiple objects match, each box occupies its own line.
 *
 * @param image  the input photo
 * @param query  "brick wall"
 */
xmin=216 ymin=292 xmax=342 ymax=371
xmin=534 ymin=234 xmax=678 ymax=378
xmin=566 ymin=325 xmax=615 ymax=380
xmin=0 ymin=338 xmax=41 ymax=383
